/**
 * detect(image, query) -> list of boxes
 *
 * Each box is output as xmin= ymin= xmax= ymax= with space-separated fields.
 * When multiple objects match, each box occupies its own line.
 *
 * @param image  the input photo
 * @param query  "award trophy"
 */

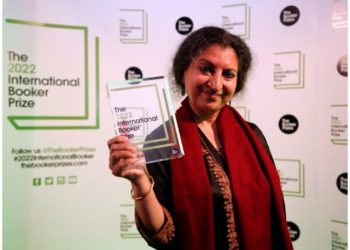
xmin=107 ymin=76 xmax=184 ymax=163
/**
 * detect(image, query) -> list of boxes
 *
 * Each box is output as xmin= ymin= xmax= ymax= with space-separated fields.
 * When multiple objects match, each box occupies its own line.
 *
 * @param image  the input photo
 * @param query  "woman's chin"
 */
xmin=200 ymin=101 xmax=224 ymax=113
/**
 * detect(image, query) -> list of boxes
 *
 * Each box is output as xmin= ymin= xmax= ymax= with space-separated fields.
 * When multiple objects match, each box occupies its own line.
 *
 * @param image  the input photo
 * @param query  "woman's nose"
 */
xmin=208 ymin=73 xmax=222 ymax=90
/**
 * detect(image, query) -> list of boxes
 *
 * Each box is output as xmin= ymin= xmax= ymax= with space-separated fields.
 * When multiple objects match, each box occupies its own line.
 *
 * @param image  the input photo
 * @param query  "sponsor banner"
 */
xmin=221 ymin=3 xmax=251 ymax=39
xmin=273 ymin=51 xmax=305 ymax=89
xmin=119 ymin=9 xmax=148 ymax=43
xmin=330 ymin=104 xmax=348 ymax=145
xmin=275 ymin=159 xmax=305 ymax=197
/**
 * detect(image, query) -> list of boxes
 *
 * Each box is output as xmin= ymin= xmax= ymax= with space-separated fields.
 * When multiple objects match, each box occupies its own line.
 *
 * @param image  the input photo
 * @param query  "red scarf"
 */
xmin=170 ymin=99 xmax=293 ymax=250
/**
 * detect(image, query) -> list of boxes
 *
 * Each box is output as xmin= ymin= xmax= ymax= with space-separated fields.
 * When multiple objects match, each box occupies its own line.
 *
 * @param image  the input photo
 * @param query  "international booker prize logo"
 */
xmin=336 ymin=172 xmax=347 ymax=195
xmin=279 ymin=114 xmax=299 ymax=134
xmin=175 ymin=17 xmax=193 ymax=35
xmin=280 ymin=6 xmax=300 ymax=26
xmin=287 ymin=221 xmax=300 ymax=241
xmin=119 ymin=9 xmax=148 ymax=43
xmin=125 ymin=67 xmax=143 ymax=80
xmin=337 ymin=55 xmax=348 ymax=77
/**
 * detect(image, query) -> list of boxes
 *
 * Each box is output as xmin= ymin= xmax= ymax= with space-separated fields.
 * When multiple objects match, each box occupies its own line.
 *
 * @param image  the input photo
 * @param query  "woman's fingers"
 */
xmin=107 ymin=135 xmax=147 ymax=180
xmin=110 ymin=154 xmax=146 ymax=178
xmin=110 ymin=151 xmax=136 ymax=173
xmin=120 ymin=158 xmax=147 ymax=180
xmin=109 ymin=149 xmax=135 ymax=164
xmin=107 ymin=135 xmax=129 ymax=148
xmin=108 ymin=136 xmax=137 ymax=166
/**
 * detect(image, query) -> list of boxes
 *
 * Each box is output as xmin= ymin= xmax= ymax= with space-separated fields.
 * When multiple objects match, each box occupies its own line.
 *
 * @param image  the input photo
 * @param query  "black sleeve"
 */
xmin=248 ymin=122 xmax=275 ymax=163
xmin=143 ymin=120 xmax=175 ymax=214
xmin=143 ymin=161 xmax=175 ymax=227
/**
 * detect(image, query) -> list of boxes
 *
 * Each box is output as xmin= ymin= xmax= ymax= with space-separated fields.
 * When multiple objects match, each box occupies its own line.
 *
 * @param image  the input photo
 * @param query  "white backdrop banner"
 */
xmin=3 ymin=0 xmax=347 ymax=249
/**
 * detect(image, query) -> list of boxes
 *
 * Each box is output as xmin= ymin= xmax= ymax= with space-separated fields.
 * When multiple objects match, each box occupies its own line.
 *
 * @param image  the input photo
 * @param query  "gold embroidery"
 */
xmin=135 ymin=206 xmax=175 ymax=246
xmin=202 ymin=146 xmax=240 ymax=250
xmin=153 ymin=207 xmax=176 ymax=244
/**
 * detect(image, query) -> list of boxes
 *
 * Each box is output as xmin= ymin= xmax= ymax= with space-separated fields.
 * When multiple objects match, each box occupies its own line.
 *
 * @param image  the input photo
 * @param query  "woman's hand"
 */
xmin=107 ymin=136 xmax=165 ymax=233
xmin=107 ymin=135 xmax=148 ymax=183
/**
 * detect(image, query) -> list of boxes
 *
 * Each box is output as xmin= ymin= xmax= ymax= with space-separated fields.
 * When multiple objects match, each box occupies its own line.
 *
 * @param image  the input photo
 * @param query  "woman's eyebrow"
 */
xmin=197 ymin=58 xmax=238 ymax=72
xmin=197 ymin=58 xmax=214 ymax=65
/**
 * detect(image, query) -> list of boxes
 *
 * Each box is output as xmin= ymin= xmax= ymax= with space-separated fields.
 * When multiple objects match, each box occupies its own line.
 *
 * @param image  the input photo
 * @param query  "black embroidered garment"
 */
xmin=136 ymin=123 xmax=275 ymax=250
xmin=198 ymin=128 xmax=239 ymax=250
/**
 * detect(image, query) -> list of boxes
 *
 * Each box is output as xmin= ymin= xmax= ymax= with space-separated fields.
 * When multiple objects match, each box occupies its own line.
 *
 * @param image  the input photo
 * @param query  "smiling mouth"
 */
xmin=199 ymin=85 xmax=224 ymax=97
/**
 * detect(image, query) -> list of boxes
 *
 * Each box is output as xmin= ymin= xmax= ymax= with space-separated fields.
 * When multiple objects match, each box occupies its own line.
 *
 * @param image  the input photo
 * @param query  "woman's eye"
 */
xmin=199 ymin=66 xmax=214 ymax=74
xmin=223 ymin=71 xmax=236 ymax=79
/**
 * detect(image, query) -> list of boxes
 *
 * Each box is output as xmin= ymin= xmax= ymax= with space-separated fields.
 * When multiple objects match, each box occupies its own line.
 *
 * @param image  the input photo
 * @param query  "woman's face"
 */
xmin=183 ymin=44 xmax=239 ymax=119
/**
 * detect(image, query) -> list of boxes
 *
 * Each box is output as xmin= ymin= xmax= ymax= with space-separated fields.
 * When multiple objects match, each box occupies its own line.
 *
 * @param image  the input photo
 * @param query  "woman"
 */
xmin=108 ymin=26 xmax=293 ymax=250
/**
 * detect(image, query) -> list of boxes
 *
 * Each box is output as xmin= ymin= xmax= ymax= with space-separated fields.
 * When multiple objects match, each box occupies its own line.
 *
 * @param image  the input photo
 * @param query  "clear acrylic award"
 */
xmin=107 ymin=76 xmax=184 ymax=163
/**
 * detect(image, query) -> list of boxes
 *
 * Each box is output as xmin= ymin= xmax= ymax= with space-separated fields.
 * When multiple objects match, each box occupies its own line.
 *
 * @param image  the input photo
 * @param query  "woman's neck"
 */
xmin=196 ymin=116 xmax=222 ymax=150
